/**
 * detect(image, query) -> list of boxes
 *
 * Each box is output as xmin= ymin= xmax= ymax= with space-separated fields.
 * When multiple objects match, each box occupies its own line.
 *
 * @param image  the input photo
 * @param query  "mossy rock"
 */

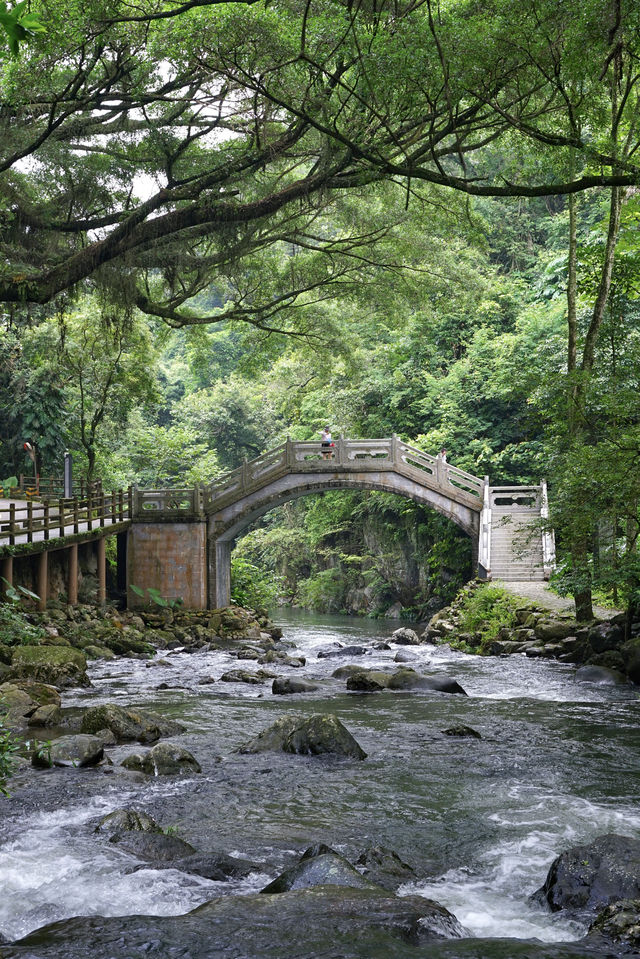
xmin=346 ymin=670 xmax=391 ymax=692
xmin=239 ymin=713 xmax=366 ymax=760
xmin=81 ymin=703 xmax=185 ymax=743
xmin=95 ymin=809 xmax=163 ymax=838
xmin=261 ymin=846 xmax=381 ymax=894
xmin=10 ymin=645 xmax=89 ymax=688
xmin=121 ymin=742 xmax=202 ymax=776
xmin=84 ymin=645 xmax=116 ymax=660
xmin=102 ymin=634 xmax=155 ymax=656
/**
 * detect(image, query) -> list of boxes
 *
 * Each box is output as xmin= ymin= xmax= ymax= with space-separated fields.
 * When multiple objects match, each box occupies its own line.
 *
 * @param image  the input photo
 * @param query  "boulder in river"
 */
xmin=391 ymin=627 xmax=421 ymax=646
xmin=80 ymin=703 xmax=185 ymax=743
xmin=219 ymin=668 xmax=276 ymax=684
xmin=533 ymin=834 xmax=640 ymax=913
xmin=387 ymin=668 xmax=466 ymax=693
xmin=238 ymin=713 xmax=366 ymax=760
xmin=31 ymin=734 xmax=104 ymax=769
xmin=95 ymin=808 xmax=162 ymax=838
xmin=355 ymin=846 xmax=417 ymax=890
xmin=332 ymin=664 xmax=369 ymax=679
xmin=346 ymin=670 xmax=391 ymax=691
xmin=1 ymin=887 xmax=468 ymax=957
xmin=261 ymin=844 xmax=380 ymax=893
xmin=109 ymin=831 xmax=197 ymax=861
xmin=120 ymin=742 xmax=202 ymax=776
xmin=0 ymin=680 xmax=61 ymax=723
xmin=272 ymin=677 xmax=319 ymax=695
xmin=317 ymin=645 xmax=368 ymax=658
xmin=394 ymin=650 xmax=418 ymax=663
xmin=587 ymin=898 xmax=640 ymax=949
xmin=574 ymin=665 xmax=626 ymax=685
xmin=27 ymin=703 xmax=62 ymax=727
xmin=441 ymin=725 xmax=481 ymax=738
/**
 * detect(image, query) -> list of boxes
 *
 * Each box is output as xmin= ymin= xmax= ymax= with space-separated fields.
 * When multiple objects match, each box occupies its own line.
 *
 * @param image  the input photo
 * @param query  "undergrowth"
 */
xmin=451 ymin=584 xmax=522 ymax=652
xmin=0 ymin=602 xmax=44 ymax=647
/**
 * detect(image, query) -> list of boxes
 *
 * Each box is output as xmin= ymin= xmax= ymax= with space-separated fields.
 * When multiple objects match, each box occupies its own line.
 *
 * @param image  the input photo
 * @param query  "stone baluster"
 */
xmin=286 ymin=436 xmax=295 ymax=467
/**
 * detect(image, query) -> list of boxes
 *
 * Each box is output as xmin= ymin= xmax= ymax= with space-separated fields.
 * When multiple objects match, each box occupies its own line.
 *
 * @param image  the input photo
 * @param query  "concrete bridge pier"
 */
xmin=208 ymin=535 xmax=232 ymax=609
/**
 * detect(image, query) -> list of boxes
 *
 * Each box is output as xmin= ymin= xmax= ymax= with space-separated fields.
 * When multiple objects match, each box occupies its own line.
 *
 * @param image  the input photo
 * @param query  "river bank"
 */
xmin=1 ymin=603 xmax=640 ymax=957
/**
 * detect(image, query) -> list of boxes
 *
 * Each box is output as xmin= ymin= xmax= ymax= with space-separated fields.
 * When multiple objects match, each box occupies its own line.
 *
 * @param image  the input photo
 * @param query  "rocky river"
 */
xmin=1 ymin=607 xmax=640 ymax=958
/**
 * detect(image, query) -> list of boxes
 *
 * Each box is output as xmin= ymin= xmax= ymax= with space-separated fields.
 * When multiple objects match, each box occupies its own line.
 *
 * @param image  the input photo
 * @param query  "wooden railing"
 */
xmin=0 ymin=488 xmax=132 ymax=546
xmin=17 ymin=475 xmax=102 ymax=498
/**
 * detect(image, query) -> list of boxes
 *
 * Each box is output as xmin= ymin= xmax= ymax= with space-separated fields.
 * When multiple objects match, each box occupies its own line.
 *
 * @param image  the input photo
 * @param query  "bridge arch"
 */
xmin=205 ymin=439 xmax=484 ymax=607
xmin=126 ymin=437 xmax=550 ymax=609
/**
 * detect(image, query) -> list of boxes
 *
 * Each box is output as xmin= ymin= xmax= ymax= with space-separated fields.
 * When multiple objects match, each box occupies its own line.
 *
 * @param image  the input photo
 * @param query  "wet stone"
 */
xmin=32 ymin=734 xmax=104 ymax=769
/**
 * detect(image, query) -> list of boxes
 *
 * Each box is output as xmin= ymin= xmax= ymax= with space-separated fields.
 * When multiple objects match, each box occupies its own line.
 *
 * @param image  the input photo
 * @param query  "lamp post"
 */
xmin=23 ymin=441 xmax=37 ymax=492
xmin=64 ymin=451 xmax=73 ymax=498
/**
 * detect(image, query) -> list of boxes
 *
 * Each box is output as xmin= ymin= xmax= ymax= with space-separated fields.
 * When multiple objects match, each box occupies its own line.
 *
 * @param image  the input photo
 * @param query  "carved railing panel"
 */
xmin=490 ymin=486 xmax=541 ymax=511
xmin=398 ymin=443 xmax=438 ymax=478
xmin=248 ymin=444 xmax=287 ymax=481
xmin=445 ymin=465 xmax=484 ymax=501
xmin=133 ymin=487 xmax=203 ymax=518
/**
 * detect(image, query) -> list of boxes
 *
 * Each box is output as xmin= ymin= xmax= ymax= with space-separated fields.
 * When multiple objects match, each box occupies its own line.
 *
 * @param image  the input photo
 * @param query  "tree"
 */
xmin=53 ymin=302 xmax=159 ymax=479
xmin=1 ymin=0 xmax=640 ymax=325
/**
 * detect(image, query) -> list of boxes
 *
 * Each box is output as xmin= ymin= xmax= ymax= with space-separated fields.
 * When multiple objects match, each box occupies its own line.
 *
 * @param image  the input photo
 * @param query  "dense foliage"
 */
xmin=2 ymin=0 xmax=640 ymax=620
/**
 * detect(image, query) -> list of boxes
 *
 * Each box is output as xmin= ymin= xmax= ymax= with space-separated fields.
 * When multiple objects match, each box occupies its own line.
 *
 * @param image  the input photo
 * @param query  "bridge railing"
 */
xmin=203 ymin=437 xmax=486 ymax=513
xmin=397 ymin=440 xmax=484 ymax=502
xmin=489 ymin=486 xmax=541 ymax=511
xmin=0 ymin=488 xmax=132 ymax=546
xmin=132 ymin=487 xmax=204 ymax=519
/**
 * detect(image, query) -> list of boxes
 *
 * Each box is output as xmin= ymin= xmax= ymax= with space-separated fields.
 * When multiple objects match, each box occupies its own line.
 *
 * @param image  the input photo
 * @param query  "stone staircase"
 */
xmin=479 ymin=484 xmax=555 ymax=583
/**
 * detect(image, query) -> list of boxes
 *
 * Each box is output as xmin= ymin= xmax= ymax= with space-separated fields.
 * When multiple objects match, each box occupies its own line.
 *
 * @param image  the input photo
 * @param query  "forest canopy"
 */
xmin=1 ymin=0 xmax=640 ymax=325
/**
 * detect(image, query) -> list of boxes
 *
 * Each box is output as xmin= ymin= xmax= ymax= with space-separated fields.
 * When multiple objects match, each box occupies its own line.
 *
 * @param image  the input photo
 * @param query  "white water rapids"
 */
xmin=1 ymin=609 xmax=639 ymax=950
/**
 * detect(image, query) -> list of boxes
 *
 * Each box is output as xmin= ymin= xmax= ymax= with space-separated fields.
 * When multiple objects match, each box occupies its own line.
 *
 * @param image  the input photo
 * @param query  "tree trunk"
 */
xmin=574 ymin=582 xmax=594 ymax=622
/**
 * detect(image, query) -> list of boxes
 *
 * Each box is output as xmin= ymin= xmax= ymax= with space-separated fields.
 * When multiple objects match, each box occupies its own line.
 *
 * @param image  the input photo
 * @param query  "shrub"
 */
xmin=454 ymin=584 xmax=521 ymax=651
xmin=0 ymin=714 xmax=19 ymax=795
xmin=0 ymin=602 xmax=44 ymax=647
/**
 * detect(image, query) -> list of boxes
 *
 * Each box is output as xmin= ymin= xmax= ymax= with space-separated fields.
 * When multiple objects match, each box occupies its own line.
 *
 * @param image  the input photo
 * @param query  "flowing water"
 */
xmin=1 ymin=609 xmax=640 ymax=957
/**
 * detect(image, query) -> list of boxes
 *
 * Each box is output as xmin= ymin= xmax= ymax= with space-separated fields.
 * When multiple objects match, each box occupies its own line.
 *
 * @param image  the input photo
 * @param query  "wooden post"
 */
xmin=9 ymin=503 xmax=15 ymax=546
xmin=73 ymin=497 xmax=79 ymax=533
xmin=99 ymin=491 xmax=105 ymax=528
xmin=87 ymin=491 xmax=93 ymax=530
xmin=27 ymin=499 xmax=33 ymax=542
xmin=128 ymin=486 xmax=133 ymax=518
xmin=59 ymin=497 xmax=65 ymax=537
xmin=68 ymin=543 xmax=78 ymax=605
xmin=118 ymin=489 xmax=124 ymax=521
xmin=43 ymin=501 xmax=50 ymax=541
xmin=97 ymin=538 xmax=106 ymax=604
xmin=37 ymin=550 xmax=48 ymax=611
xmin=111 ymin=490 xmax=116 ymax=524
xmin=1 ymin=556 xmax=13 ymax=597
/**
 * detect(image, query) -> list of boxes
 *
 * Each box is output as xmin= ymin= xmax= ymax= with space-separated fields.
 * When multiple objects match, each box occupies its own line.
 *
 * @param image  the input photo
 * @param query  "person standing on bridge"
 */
xmin=320 ymin=426 xmax=334 ymax=460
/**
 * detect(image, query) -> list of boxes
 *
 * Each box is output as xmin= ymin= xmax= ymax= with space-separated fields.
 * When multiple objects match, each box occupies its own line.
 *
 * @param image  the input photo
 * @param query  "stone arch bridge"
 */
xmin=129 ymin=437 xmax=555 ymax=609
